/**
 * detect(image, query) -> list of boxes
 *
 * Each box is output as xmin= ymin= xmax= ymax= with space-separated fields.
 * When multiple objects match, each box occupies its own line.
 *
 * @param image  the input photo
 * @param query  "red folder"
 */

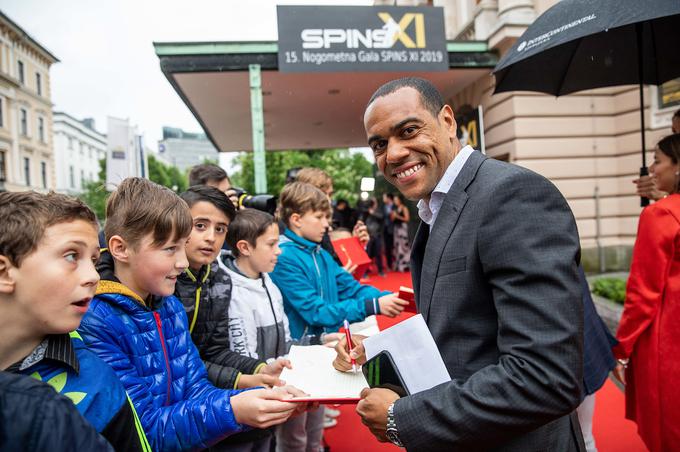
xmin=398 ymin=286 xmax=417 ymax=313
xmin=331 ymin=237 xmax=372 ymax=280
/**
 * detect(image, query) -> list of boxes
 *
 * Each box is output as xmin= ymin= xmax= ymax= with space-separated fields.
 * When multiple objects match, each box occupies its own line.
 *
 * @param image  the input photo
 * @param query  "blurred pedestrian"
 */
xmin=614 ymin=133 xmax=680 ymax=452
xmin=632 ymin=109 xmax=679 ymax=201
xmin=364 ymin=197 xmax=385 ymax=277
xmin=382 ymin=193 xmax=395 ymax=270
xmin=390 ymin=193 xmax=411 ymax=272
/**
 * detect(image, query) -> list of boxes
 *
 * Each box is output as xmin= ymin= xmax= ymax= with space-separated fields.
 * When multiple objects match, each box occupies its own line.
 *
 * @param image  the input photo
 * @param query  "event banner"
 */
xmin=277 ymin=5 xmax=448 ymax=73
xmin=455 ymin=105 xmax=485 ymax=154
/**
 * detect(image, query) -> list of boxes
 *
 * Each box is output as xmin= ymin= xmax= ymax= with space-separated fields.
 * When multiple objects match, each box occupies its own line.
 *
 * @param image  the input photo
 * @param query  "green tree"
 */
xmin=232 ymin=149 xmax=373 ymax=204
xmin=78 ymin=159 xmax=108 ymax=221
xmin=148 ymin=155 xmax=188 ymax=192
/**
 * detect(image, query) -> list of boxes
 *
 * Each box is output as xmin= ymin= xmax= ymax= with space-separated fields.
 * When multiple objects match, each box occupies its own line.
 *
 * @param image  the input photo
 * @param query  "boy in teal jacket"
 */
xmin=270 ymin=182 xmax=407 ymax=452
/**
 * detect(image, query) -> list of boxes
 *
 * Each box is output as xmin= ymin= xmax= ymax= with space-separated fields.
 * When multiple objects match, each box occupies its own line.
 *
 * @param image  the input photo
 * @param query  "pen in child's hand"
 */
xmin=343 ymin=320 xmax=357 ymax=373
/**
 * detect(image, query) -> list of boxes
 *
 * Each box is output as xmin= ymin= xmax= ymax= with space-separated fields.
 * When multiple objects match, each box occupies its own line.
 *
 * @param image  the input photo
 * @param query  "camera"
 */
xmin=228 ymin=187 xmax=277 ymax=215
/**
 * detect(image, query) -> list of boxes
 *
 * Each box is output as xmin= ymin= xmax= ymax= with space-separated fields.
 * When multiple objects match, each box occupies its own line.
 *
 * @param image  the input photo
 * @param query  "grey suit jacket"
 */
xmin=393 ymin=151 xmax=585 ymax=451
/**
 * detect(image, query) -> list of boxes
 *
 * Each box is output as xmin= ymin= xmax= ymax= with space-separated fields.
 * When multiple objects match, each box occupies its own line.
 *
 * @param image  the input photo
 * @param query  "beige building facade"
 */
xmin=0 ymin=12 xmax=59 ymax=192
xmin=377 ymin=0 xmax=680 ymax=271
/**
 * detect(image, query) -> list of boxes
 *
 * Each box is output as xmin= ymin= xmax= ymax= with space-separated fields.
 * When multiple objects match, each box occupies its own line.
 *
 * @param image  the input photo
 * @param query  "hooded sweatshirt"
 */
xmin=219 ymin=254 xmax=293 ymax=361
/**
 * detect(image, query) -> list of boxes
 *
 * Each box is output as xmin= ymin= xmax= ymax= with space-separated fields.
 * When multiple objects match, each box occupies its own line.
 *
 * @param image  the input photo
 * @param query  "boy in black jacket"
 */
xmin=176 ymin=186 xmax=291 ymax=450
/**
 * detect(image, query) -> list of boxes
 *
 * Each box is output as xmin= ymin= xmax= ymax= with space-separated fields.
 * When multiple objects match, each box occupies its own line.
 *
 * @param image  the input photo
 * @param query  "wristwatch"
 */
xmin=386 ymin=402 xmax=404 ymax=447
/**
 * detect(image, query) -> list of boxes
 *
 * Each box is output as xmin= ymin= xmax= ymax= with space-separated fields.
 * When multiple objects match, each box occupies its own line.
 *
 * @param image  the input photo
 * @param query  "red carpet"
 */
xmin=324 ymin=271 xmax=648 ymax=451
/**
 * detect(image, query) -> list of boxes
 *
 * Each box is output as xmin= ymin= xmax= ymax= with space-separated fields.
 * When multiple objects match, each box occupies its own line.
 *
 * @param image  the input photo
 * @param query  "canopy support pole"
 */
xmin=249 ymin=64 xmax=267 ymax=194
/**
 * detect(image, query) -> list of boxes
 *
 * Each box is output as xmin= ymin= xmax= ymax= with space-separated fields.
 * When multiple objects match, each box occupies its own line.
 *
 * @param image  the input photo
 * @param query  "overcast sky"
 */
xmin=2 ymin=0 xmax=372 ymax=155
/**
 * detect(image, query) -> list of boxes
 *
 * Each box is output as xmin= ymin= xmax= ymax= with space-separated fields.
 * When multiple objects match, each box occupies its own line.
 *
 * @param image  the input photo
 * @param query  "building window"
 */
xmin=24 ymin=157 xmax=31 ymax=186
xmin=0 ymin=151 xmax=6 ymax=182
xmin=36 ymin=73 xmax=42 ymax=96
xmin=0 ymin=98 xmax=3 ymax=128
xmin=88 ymin=147 xmax=93 ymax=158
xmin=68 ymin=136 xmax=74 ymax=149
xmin=41 ymin=161 xmax=47 ymax=189
xmin=17 ymin=60 xmax=25 ymax=84
xmin=658 ymin=77 xmax=680 ymax=110
xmin=69 ymin=165 xmax=75 ymax=189
xmin=38 ymin=117 xmax=45 ymax=142
xmin=20 ymin=109 xmax=28 ymax=136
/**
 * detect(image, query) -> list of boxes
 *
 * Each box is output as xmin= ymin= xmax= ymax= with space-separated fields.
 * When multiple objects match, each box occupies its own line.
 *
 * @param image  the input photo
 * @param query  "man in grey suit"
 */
xmin=334 ymin=77 xmax=585 ymax=451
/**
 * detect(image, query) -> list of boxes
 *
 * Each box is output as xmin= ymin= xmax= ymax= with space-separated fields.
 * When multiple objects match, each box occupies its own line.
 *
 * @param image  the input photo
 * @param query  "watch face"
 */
xmin=386 ymin=429 xmax=403 ymax=447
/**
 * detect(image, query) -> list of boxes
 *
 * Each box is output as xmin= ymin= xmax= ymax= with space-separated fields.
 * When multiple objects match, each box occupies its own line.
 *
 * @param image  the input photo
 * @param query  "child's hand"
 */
xmin=353 ymin=221 xmax=370 ymax=245
xmin=237 ymin=373 xmax=284 ymax=389
xmin=322 ymin=332 xmax=344 ymax=348
xmin=378 ymin=293 xmax=408 ymax=317
xmin=231 ymin=388 xmax=299 ymax=428
xmin=332 ymin=334 xmax=367 ymax=372
xmin=273 ymin=385 xmax=318 ymax=415
xmin=342 ymin=258 xmax=358 ymax=274
xmin=259 ymin=358 xmax=292 ymax=377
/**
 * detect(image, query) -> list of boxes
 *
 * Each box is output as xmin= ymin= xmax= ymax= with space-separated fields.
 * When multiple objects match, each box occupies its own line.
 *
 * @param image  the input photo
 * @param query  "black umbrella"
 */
xmin=493 ymin=0 xmax=680 ymax=206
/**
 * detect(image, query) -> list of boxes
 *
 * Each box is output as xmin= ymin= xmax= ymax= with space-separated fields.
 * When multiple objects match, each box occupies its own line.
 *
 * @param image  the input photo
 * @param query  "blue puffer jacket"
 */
xmin=78 ymin=253 xmax=248 ymax=452
xmin=270 ymin=228 xmax=390 ymax=339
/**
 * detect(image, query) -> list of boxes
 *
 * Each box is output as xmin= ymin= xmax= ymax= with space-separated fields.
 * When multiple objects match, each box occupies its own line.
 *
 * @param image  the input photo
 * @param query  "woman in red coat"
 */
xmin=614 ymin=133 xmax=680 ymax=452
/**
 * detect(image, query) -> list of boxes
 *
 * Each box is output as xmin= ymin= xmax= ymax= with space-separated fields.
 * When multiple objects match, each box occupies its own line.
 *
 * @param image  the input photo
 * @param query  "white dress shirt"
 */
xmin=417 ymin=145 xmax=475 ymax=229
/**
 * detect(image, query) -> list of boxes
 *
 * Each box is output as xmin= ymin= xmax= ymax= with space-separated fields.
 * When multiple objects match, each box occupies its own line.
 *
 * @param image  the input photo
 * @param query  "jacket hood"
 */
xmin=220 ymin=253 xmax=270 ymax=292
xmin=281 ymin=228 xmax=322 ymax=253
xmin=94 ymin=250 xmax=161 ymax=310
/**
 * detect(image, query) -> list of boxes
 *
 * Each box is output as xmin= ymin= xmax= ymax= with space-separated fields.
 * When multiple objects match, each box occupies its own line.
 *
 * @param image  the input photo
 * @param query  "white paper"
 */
xmin=280 ymin=345 xmax=368 ymax=399
xmin=349 ymin=315 xmax=380 ymax=337
xmin=363 ymin=314 xmax=451 ymax=394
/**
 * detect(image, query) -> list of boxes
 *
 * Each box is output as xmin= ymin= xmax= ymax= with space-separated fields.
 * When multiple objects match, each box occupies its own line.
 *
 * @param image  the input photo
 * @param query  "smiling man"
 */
xmin=341 ymin=77 xmax=586 ymax=451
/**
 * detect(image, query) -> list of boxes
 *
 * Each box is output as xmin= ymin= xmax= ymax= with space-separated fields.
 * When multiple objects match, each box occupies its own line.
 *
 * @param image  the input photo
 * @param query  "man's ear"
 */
xmin=108 ymin=235 xmax=131 ymax=263
xmin=0 ymin=255 xmax=16 ymax=294
xmin=440 ymin=104 xmax=458 ymax=142
xmin=236 ymin=239 xmax=252 ymax=257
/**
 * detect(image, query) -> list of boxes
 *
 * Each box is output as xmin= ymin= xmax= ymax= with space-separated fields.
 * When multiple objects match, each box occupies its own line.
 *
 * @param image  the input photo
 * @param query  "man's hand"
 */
xmin=613 ymin=362 xmax=627 ymax=386
xmin=378 ymin=293 xmax=408 ymax=317
xmin=353 ymin=221 xmax=370 ymax=245
xmin=633 ymin=175 xmax=667 ymax=201
xmin=356 ymin=388 xmax=401 ymax=442
xmin=231 ymin=387 xmax=299 ymax=428
xmin=259 ymin=358 xmax=292 ymax=377
xmin=333 ymin=334 xmax=367 ymax=372
xmin=237 ymin=373 xmax=284 ymax=389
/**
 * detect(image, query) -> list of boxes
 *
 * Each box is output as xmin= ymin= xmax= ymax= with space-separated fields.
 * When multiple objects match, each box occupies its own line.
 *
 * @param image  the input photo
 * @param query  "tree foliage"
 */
xmin=148 ymin=155 xmax=188 ymax=193
xmin=78 ymin=156 xmax=189 ymax=223
xmin=231 ymin=149 xmax=373 ymax=204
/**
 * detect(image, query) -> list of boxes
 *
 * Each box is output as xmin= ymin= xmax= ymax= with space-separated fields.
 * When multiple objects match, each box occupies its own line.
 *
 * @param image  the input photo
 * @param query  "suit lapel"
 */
xmin=410 ymin=222 xmax=428 ymax=309
xmin=419 ymin=151 xmax=487 ymax=321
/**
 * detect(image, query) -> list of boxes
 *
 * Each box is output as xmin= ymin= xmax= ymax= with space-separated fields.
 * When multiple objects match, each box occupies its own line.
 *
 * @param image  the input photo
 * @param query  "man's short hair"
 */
xmin=180 ymin=185 xmax=236 ymax=222
xmin=674 ymin=108 xmax=680 ymax=119
xmin=367 ymin=77 xmax=445 ymax=118
xmin=0 ymin=191 xmax=97 ymax=266
xmin=295 ymin=167 xmax=333 ymax=194
xmin=278 ymin=182 xmax=331 ymax=227
xmin=225 ymin=209 xmax=276 ymax=258
xmin=189 ymin=163 xmax=230 ymax=187
xmin=383 ymin=192 xmax=394 ymax=201
xmin=104 ymin=177 xmax=192 ymax=249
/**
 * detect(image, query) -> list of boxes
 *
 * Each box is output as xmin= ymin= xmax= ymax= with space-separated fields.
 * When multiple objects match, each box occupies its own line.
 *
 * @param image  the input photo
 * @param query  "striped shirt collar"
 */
xmin=6 ymin=334 xmax=79 ymax=374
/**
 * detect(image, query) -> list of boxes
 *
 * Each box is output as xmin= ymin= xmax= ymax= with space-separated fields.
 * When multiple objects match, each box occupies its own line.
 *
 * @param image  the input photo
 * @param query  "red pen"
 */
xmin=343 ymin=319 xmax=357 ymax=373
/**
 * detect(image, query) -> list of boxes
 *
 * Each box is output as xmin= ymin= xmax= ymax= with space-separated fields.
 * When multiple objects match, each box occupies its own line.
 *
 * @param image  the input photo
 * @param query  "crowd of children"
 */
xmin=0 ymin=167 xmax=407 ymax=451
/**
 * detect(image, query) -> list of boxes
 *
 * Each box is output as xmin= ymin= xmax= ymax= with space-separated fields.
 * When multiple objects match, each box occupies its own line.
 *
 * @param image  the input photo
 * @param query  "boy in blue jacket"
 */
xmin=0 ymin=191 xmax=148 ymax=451
xmin=270 ymin=181 xmax=407 ymax=451
xmin=78 ymin=178 xmax=304 ymax=451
